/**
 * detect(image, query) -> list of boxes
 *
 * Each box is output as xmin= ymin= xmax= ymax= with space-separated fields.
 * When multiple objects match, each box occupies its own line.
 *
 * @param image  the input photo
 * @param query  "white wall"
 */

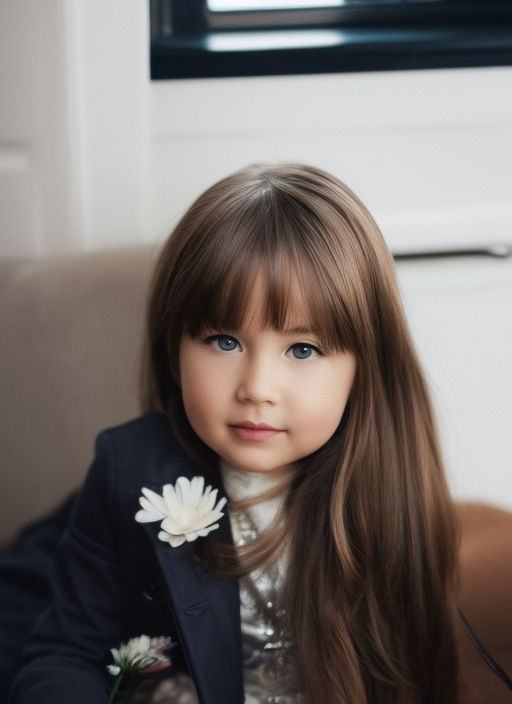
xmin=397 ymin=254 xmax=512 ymax=511
xmin=1 ymin=1 xmax=511 ymax=508
xmin=151 ymin=69 xmax=512 ymax=254
xmin=0 ymin=1 xmax=74 ymax=256
xmin=1 ymin=2 xmax=511 ymax=257
xmin=0 ymin=0 xmax=151 ymax=257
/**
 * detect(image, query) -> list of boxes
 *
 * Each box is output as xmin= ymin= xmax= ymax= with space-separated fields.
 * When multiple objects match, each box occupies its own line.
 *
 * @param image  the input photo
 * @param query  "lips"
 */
xmin=228 ymin=421 xmax=283 ymax=442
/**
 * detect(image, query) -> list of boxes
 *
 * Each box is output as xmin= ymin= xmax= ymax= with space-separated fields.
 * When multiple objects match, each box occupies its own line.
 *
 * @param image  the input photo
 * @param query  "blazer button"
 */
xmin=142 ymin=582 xmax=164 ymax=603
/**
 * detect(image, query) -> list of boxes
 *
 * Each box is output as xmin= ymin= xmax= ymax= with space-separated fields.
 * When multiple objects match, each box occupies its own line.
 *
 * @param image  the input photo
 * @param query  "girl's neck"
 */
xmin=220 ymin=460 xmax=284 ymax=534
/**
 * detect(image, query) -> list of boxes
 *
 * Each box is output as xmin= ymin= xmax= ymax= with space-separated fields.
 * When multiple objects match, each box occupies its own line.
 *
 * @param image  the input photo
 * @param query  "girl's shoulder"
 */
xmin=94 ymin=412 xmax=203 ymax=491
xmin=456 ymin=501 xmax=512 ymax=703
xmin=99 ymin=411 xmax=174 ymax=448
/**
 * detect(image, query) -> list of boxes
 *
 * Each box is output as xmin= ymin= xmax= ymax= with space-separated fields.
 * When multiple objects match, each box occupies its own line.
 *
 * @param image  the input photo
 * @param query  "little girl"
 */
xmin=9 ymin=164 xmax=469 ymax=703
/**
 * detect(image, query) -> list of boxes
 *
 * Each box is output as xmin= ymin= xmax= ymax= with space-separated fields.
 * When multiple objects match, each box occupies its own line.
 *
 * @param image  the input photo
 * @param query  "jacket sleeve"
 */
xmin=9 ymin=431 xmax=126 ymax=704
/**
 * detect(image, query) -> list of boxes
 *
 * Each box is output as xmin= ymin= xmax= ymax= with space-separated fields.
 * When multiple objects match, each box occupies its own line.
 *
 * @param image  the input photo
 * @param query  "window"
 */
xmin=209 ymin=1 xmax=344 ymax=9
xmin=209 ymin=0 xmax=345 ymax=10
xmin=150 ymin=0 xmax=512 ymax=79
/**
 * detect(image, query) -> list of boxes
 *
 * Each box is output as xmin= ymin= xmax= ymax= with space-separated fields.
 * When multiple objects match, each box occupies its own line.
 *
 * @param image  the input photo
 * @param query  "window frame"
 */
xmin=150 ymin=0 xmax=512 ymax=80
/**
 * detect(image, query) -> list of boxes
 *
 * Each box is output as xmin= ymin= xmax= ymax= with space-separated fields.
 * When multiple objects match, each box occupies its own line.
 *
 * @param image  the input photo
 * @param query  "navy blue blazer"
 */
xmin=9 ymin=413 xmax=244 ymax=704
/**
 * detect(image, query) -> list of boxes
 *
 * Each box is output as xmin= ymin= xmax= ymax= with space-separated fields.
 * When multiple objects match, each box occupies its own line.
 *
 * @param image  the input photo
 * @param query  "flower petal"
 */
xmin=140 ymin=476 xmax=226 ymax=548
xmin=135 ymin=504 xmax=164 ymax=523
xmin=189 ymin=476 xmax=205 ymax=505
xmin=202 ymin=486 xmax=218 ymax=512
xmin=162 ymin=484 xmax=184 ymax=522
xmin=141 ymin=488 xmax=167 ymax=512
xmin=160 ymin=516 xmax=188 ymax=536
xmin=158 ymin=530 xmax=187 ymax=547
xmin=197 ymin=523 xmax=219 ymax=537
xmin=134 ymin=488 xmax=167 ymax=523
xmin=107 ymin=634 xmax=174 ymax=676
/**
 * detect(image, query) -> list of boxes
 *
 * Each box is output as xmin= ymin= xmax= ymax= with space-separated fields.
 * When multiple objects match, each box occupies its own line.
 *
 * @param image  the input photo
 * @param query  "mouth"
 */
xmin=228 ymin=421 xmax=284 ymax=442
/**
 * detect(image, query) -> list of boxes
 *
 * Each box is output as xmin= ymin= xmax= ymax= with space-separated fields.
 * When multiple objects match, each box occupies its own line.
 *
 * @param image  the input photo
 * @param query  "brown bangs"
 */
xmin=180 ymin=195 xmax=353 ymax=354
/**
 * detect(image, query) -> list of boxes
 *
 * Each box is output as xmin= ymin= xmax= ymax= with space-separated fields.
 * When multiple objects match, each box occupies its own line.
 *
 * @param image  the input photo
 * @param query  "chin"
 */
xmin=226 ymin=458 xmax=272 ymax=473
xmin=223 ymin=454 xmax=292 ymax=475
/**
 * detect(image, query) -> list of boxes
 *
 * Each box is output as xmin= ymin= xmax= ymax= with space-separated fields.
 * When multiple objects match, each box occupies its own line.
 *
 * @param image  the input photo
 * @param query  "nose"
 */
xmin=235 ymin=352 xmax=280 ymax=405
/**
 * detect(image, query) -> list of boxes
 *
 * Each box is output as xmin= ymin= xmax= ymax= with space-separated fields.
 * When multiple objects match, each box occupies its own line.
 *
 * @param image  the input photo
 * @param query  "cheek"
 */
xmin=179 ymin=350 xmax=204 ymax=426
xmin=180 ymin=360 xmax=224 ymax=432
xmin=303 ymin=360 xmax=355 ymax=438
xmin=305 ymin=395 xmax=349 ymax=446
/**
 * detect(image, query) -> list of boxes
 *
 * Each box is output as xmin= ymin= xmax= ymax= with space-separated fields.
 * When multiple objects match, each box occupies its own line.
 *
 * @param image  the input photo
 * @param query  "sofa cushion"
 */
xmin=0 ymin=246 xmax=156 ymax=545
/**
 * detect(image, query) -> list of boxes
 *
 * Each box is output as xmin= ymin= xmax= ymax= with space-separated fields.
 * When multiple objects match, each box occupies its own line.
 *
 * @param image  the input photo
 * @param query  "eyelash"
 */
xmin=203 ymin=334 xmax=240 ymax=352
xmin=288 ymin=343 xmax=322 ymax=360
xmin=202 ymin=335 xmax=323 ymax=359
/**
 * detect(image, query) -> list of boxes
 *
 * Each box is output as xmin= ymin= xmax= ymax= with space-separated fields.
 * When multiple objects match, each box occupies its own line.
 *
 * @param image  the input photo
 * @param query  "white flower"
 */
xmin=107 ymin=634 xmax=174 ymax=676
xmin=107 ymin=636 xmax=174 ymax=704
xmin=135 ymin=476 xmax=227 ymax=547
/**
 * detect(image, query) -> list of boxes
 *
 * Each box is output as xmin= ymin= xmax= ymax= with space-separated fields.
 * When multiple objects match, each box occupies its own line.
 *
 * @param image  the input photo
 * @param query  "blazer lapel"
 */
xmin=144 ymin=495 xmax=243 ymax=703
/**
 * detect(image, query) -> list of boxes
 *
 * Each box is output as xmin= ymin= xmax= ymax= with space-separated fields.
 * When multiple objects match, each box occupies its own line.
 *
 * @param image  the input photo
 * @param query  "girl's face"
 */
xmin=179 ymin=277 xmax=356 ymax=475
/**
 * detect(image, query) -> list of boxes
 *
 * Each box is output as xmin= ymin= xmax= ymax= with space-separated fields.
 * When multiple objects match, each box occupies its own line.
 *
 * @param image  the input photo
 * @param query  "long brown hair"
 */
xmin=141 ymin=164 xmax=460 ymax=703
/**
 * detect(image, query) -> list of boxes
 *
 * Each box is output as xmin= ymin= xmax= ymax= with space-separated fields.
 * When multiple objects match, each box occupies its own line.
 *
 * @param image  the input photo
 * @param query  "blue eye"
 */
xmin=290 ymin=343 xmax=319 ymax=360
xmin=206 ymin=335 xmax=239 ymax=352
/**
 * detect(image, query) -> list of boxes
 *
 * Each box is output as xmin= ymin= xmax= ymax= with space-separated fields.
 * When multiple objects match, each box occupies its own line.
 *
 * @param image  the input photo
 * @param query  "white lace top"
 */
xmin=222 ymin=463 xmax=301 ymax=704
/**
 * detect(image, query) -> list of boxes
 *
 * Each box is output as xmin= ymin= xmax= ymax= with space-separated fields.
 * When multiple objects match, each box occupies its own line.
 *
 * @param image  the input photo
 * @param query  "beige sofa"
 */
xmin=0 ymin=246 xmax=157 ymax=546
xmin=1 ymin=245 xmax=511 ymax=700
